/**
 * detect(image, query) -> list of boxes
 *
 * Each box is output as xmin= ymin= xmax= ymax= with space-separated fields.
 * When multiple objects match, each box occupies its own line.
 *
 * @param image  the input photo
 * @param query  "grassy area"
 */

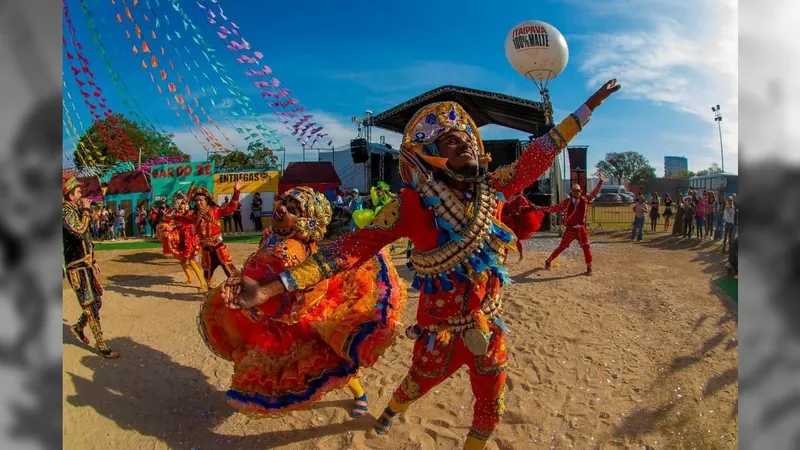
xmin=93 ymin=233 xmax=263 ymax=251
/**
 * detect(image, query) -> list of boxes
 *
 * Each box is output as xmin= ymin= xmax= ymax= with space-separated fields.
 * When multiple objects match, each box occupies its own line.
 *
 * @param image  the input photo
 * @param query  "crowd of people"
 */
xmin=629 ymin=190 xmax=739 ymax=251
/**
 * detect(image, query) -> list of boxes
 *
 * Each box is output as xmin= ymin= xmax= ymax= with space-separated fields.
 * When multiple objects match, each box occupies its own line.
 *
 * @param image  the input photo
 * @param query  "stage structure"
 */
xmin=364 ymin=85 xmax=564 ymax=230
xmin=301 ymin=143 xmax=335 ymax=166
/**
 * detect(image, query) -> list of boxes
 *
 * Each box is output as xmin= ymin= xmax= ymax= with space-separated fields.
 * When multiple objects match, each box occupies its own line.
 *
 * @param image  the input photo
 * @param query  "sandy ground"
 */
xmin=62 ymin=231 xmax=738 ymax=450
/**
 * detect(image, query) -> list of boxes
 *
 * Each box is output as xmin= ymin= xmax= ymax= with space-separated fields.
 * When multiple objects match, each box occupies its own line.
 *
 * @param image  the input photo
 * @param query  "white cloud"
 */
xmin=738 ymin=0 xmax=800 ymax=165
xmin=574 ymin=0 xmax=739 ymax=173
xmin=325 ymin=61 xmax=504 ymax=95
xmin=168 ymin=110 xmax=404 ymax=166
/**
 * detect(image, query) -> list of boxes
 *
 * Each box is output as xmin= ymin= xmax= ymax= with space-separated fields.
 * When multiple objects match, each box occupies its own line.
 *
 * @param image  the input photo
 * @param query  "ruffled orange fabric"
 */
xmin=157 ymin=216 xmax=199 ymax=260
xmin=198 ymin=236 xmax=407 ymax=415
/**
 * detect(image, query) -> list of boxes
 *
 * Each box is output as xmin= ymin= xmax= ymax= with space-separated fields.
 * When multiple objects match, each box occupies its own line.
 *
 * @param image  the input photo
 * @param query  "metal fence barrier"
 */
xmin=589 ymin=203 xmax=637 ymax=228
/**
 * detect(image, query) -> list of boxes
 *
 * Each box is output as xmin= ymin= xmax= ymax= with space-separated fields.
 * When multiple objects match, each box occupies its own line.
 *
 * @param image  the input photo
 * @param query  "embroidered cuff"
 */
xmin=574 ymin=104 xmax=592 ymax=127
xmin=278 ymin=272 xmax=295 ymax=292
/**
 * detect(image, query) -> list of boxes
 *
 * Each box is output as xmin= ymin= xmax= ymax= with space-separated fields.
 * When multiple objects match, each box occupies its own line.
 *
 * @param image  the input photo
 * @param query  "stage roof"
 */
xmin=370 ymin=85 xmax=550 ymax=136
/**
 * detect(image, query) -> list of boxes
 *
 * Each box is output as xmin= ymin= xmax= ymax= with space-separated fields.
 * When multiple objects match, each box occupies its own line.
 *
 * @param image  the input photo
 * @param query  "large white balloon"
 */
xmin=505 ymin=20 xmax=569 ymax=83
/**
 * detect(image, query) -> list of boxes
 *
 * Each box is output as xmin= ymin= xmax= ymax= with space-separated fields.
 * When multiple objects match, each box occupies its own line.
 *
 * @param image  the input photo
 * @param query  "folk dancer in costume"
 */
xmin=63 ymin=177 xmax=119 ymax=359
xmin=222 ymin=80 xmax=622 ymax=449
xmin=539 ymin=178 xmax=604 ymax=275
xmin=183 ymin=181 xmax=242 ymax=288
xmin=351 ymin=181 xmax=395 ymax=229
xmin=157 ymin=192 xmax=207 ymax=290
xmin=200 ymin=187 xmax=407 ymax=417
xmin=500 ymin=193 xmax=545 ymax=262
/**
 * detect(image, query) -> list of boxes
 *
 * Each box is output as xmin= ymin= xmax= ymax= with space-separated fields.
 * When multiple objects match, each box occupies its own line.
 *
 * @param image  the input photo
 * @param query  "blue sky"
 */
xmin=62 ymin=0 xmax=738 ymax=176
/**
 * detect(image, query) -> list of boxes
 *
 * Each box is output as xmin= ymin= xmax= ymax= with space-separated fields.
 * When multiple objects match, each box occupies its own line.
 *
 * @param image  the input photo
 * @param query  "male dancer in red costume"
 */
xmin=540 ymin=178 xmax=604 ymax=274
xmin=184 ymin=181 xmax=242 ymax=287
xmin=223 ymin=81 xmax=621 ymax=450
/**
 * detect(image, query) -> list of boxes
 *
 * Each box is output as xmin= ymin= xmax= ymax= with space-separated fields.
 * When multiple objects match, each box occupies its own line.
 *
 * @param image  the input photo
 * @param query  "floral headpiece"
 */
xmin=63 ymin=176 xmax=80 ymax=197
xmin=399 ymin=101 xmax=490 ymax=184
xmin=282 ymin=186 xmax=332 ymax=243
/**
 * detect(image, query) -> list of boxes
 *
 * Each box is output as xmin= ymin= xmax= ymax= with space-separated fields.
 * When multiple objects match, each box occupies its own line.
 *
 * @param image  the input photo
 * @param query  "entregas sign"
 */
xmin=217 ymin=172 xmax=275 ymax=184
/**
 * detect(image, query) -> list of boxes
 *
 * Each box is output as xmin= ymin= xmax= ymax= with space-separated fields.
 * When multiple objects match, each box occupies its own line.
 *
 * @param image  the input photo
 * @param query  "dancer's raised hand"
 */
xmin=585 ymin=79 xmax=621 ymax=111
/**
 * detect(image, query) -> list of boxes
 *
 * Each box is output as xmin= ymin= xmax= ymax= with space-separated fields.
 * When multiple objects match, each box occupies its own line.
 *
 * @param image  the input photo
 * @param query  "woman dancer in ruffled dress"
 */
xmin=199 ymin=186 xmax=407 ymax=417
xmin=156 ymin=193 xmax=206 ymax=290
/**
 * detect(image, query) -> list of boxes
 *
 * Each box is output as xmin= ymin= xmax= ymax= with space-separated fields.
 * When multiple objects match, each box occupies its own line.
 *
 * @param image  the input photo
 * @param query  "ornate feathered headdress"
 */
xmin=62 ymin=176 xmax=81 ymax=197
xmin=399 ymin=101 xmax=490 ymax=185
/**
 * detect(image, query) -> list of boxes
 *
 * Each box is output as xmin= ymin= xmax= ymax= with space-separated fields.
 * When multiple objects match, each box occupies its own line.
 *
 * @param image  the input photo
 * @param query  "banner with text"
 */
xmin=567 ymin=146 xmax=588 ymax=195
xmin=214 ymin=170 xmax=280 ymax=194
xmin=149 ymin=161 xmax=215 ymax=201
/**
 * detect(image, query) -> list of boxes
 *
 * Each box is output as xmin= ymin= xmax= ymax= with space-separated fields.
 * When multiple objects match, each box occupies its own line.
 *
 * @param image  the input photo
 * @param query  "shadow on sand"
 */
xmin=63 ymin=327 xmax=375 ymax=448
xmin=104 ymin=274 xmax=206 ymax=301
xmin=605 ymin=276 xmax=738 ymax=447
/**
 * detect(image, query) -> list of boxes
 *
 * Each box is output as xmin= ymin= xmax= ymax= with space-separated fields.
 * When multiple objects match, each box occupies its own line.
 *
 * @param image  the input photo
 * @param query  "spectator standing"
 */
xmin=694 ymin=193 xmax=706 ymax=239
xmin=683 ymin=197 xmax=695 ymax=239
xmin=631 ymin=195 xmax=649 ymax=242
xmin=649 ymin=193 xmax=660 ymax=232
xmin=221 ymin=196 xmax=232 ymax=233
xmin=116 ymin=206 xmax=127 ymax=240
xmin=233 ymin=200 xmax=244 ymax=233
xmin=663 ymin=193 xmax=673 ymax=232
xmin=705 ymin=191 xmax=717 ymax=238
xmin=250 ymin=192 xmax=263 ymax=232
xmin=721 ymin=197 xmax=736 ymax=252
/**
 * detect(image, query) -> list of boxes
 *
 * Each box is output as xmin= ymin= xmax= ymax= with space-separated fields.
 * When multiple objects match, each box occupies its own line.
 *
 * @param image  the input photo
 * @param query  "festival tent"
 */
xmin=77 ymin=176 xmax=104 ymax=204
xmin=103 ymin=171 xmax=152 ymax=238
xmin=278 ymin=162 xmax=341 ymax=200
xmin=318 ymin=142 xmax=400 ymax=193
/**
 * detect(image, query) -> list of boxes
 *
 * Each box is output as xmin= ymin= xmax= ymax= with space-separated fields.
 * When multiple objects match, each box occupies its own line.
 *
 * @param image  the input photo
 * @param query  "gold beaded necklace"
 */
xmin=409 ymin=177 xmax=514 ymax=277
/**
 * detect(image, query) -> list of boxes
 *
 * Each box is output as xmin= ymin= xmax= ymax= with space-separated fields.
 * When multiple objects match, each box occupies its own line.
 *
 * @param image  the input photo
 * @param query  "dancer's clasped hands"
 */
xmin=222 ymin=275 xmax=285 ymax=310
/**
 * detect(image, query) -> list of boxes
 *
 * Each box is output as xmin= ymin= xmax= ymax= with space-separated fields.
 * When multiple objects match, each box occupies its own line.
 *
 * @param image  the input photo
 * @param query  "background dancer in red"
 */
xmin=540 ymin=178 xmax=604 ymax=275
xmin=500 ymin=193 xmax=544 ymax=262
xmin=157 ymin=192 xmax=206 ymax=290
xmin=182 ymin=181 xmax=242 ymax=288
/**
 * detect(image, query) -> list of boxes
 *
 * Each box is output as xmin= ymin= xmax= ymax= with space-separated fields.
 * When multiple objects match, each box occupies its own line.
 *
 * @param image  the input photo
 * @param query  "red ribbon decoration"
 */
xmin=64 ymin=0 xmax=138 ymax=163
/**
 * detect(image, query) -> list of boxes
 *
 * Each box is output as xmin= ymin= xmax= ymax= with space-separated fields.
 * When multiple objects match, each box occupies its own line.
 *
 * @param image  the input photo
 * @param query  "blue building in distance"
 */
xmin=664 ymin=156 xmax=689 ymax=177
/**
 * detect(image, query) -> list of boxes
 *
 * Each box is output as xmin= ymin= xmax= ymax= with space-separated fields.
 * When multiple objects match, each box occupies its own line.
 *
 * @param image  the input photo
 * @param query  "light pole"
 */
xmin=711 ymin=105 xmax=724 ymax=172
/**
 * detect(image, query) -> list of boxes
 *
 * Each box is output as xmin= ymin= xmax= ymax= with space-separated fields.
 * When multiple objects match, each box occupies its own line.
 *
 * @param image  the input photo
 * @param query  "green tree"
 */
xmin=247 ymin=141 xmax=280 ymax=168
xmin=73 ymin=114 xmax=188 ymax=170
xmin=208 ymin=141 xmax=280 ymax=170
xmin=595 ymin=151 xmax=656 ymax=186
xmin=631 ymin=165 xmax=656 ymax=186
xmin=666 ymin=170 xmax=697 ymax=180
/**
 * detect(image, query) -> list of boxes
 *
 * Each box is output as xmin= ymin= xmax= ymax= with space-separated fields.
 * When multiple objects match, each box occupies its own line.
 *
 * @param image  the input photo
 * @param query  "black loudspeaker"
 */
xmin=350 ymin=138 xmax=368 ymax=163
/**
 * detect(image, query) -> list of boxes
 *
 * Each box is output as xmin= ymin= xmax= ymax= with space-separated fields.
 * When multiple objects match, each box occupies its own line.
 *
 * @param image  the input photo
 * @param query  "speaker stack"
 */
xmin=350 ymin=138 xmax=368 ymax=163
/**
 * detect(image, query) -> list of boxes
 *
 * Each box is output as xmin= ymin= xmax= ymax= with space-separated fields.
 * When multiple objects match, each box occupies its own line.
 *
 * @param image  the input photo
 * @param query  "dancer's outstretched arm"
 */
xmin=489 ymin=79 xmax=620 ymax=199
xmin=586 ymin=177 xmax=604 ymax=202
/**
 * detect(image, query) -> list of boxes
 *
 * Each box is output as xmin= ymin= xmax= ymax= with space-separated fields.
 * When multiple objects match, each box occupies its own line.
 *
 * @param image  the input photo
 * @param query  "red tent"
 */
xmin=77 ymin=176 xmax=103 ymax=202
xmin=106 ymin=171 xmax=150 ymax=194
xmin=278 ymin=162 xmax=342 ymax=195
